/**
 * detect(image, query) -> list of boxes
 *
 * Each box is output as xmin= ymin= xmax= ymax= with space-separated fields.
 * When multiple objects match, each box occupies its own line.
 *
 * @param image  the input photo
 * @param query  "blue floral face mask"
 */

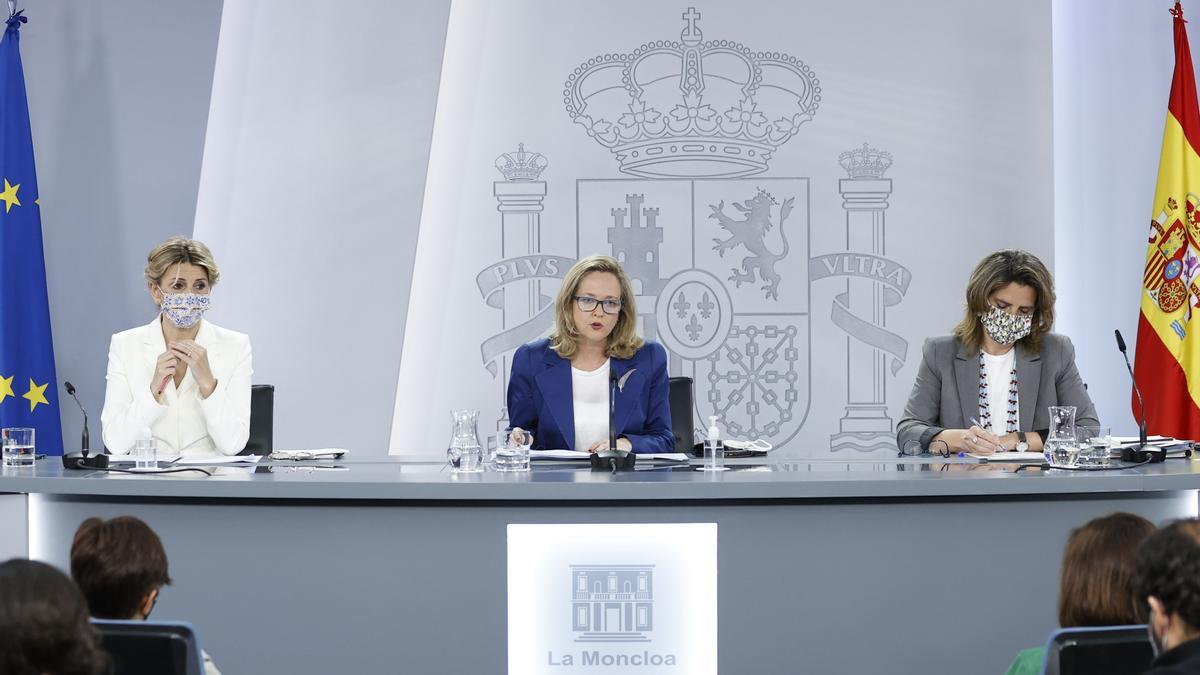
xmin=160 ymin=293 xmax=210 ymax=329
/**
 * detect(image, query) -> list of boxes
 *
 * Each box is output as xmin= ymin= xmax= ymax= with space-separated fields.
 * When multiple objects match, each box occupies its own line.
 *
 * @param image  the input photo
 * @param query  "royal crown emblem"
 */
xmin=838 ymin=143 xmax=894 ymax=179
xmin=563 ymin=7 xmax=820 ymax=178
xmin=495 ymin=143 xmax=549 ymax=181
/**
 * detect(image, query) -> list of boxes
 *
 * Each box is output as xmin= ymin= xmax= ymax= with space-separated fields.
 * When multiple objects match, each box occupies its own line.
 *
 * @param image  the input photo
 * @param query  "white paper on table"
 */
xmin=529 ymin=449 xmax=689 ymax=462
xmin=106 ymin=454 xmax=182 ymax=465
xmin=967 ymin=451 xmax=1045 ymax=462
xmin=175 ymin=455 xmax=263 ymax=466
xmin=1111 ymin=436 xmax=1176 ymax=446
xmin=270 ymin=449 xmax=349 ymax=460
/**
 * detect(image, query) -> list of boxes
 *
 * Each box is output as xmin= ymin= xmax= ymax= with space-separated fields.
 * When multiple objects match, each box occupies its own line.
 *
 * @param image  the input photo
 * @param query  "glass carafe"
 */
xmin=1045 ymin=405 xmax=1079 ymax=467
xmin=447 ymin=409 xmax=483 ymax=473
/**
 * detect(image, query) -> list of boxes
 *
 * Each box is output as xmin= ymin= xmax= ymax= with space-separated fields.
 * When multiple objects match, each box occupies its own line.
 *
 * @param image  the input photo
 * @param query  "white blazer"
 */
xmin=101 ymin=317 xmax=253 ymax=457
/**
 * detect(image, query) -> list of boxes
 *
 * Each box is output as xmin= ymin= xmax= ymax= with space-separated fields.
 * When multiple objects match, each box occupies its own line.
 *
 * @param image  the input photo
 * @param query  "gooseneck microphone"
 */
xmin=608 ymin=370 xmax=618 ymax=454
xmin=1115 ymin=330 xmax=1159 ymax=462
xmin=63 ymin=381 xmax=89 ymax=457
xmin=61 ymin=381 xmax=106 ymax=469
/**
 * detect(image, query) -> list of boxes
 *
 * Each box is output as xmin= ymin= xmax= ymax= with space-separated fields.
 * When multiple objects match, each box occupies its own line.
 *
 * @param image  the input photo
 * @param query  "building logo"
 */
xmin=571 ymin=564 xmax=654 ymax=643
xmin=477 ymin=8 xmax=913 ymax=453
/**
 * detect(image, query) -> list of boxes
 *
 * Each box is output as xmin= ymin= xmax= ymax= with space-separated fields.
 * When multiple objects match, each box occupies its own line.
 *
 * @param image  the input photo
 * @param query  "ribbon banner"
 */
xmin=477 ymin=254 xmax=575 ymax=376
xmin=809 ymin=253 xmax=911 ymax=375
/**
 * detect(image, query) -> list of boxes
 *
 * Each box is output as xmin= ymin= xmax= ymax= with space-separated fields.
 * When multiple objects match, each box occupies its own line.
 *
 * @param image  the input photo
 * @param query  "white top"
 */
xmin=981 ymin=349 xmax=1018 ymax=433
xmin=101 ymin=317 xmax=253 ymax=457
xmin=571 ymin=359 xmax=611 ymax=452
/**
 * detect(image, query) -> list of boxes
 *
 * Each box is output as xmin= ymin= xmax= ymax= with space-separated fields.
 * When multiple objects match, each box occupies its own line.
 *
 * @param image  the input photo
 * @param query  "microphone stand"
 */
xmin=1115 ymin=330 xmax=1162 ymax=463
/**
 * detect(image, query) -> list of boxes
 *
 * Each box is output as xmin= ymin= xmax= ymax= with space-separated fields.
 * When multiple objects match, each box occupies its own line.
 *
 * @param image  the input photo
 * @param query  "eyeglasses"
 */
xmin=898 ymin=439 xmax=951 ymax=459
xmin=575 ymin=296 xmax=622 ymax=315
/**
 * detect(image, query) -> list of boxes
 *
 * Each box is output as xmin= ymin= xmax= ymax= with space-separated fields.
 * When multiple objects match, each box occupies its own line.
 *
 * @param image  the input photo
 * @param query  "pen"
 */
xmin=966 ymin=417 xmax=1004 ymax=455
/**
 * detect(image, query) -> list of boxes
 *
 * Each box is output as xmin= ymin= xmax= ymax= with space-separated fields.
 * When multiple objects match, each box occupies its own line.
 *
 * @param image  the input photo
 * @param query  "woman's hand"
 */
xmin=587 ymin=437 xmax=632 ymax=453
xmin=168 ymin=340 xmax=217 ymax=398
xmin=510 ymin=427 xmax=529 ymax=446
xmin=150 ymin=351 xmax=179 ymax=403
xmin=934 ymin=426 xmax=1004 ymax=455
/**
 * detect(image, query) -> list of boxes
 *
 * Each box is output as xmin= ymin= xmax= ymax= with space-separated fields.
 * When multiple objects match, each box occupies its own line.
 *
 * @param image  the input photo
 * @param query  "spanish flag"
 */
xmin=1135 ymin=2 xmax=1200 ymax=440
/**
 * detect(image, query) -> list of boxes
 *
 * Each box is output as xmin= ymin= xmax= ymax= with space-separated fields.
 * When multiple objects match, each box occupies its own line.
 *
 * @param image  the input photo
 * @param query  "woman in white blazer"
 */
xmin=101 ymin=236 xmax=252 ymax=457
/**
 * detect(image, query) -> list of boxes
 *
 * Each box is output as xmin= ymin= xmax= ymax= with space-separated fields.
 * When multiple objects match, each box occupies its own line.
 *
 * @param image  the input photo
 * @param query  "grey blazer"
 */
xmin=896 ymin=333 xmax=1100 ymax=452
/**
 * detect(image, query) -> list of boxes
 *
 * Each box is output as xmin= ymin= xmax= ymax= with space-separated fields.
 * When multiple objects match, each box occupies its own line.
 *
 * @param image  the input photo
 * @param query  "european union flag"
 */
xmin=0 ymin=10 xmax=62 ymax=456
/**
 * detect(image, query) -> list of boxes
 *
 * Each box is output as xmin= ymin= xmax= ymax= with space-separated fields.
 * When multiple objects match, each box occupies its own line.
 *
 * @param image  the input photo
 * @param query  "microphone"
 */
xmin=590 ymin=368 xmax=636 ymax=472
xmin=609 ymin=370 xmax=618 ymax=454
xmin=63 ymin=381 xmax=89 ymax=457
xmin=1115 ymin=330 xmax=1160 ymax=462
xmin=61 ymin=381 xmax=107 ymax=470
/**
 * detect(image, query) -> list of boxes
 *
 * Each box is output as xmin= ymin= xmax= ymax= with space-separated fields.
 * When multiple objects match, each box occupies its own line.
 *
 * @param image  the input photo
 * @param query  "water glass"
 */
xmin=134 ymin=434 xmax=158 ymax=470
xmin=1 ymin=427 xmax=34 ymax=467
xmin=494 ymin=429 xmax=532 ymax=473
xmin=1076 ymin=425 xmax=1113 ymax=468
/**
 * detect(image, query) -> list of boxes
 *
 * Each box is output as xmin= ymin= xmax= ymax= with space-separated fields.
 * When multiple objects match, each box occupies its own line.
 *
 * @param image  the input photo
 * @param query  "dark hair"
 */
xmin=1058 ymin=513 xmax=1156 ymax=627
xmin=1133 ymin=518 xmax=1200 ymax=630
xmin=71 ymin=516 xmax=172 ymax=619
xmin=0 ymin=558 xmax=108 ymax=675
xmin=953 ymin=249 xmax=1056 ymax=355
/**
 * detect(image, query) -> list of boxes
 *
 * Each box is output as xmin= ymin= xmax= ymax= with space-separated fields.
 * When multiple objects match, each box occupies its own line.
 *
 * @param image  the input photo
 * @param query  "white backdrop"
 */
xmin=389 ymin=0 xmax=1053 ymax=457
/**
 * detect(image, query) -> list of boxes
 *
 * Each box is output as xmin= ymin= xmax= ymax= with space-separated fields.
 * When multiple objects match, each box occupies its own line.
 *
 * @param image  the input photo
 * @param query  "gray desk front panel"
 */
xmin=23 ymin=485 xmax=1197 ymax=675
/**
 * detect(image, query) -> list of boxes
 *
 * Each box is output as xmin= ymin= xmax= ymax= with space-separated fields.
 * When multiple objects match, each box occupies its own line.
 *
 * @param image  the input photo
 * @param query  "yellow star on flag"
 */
xmin=0 ymin=178 xmax=20 ymax=213
xmin=22 ymin=378 xmax=48 ymax=412
xmin=0 ymin=374 xmax=12 ymax=404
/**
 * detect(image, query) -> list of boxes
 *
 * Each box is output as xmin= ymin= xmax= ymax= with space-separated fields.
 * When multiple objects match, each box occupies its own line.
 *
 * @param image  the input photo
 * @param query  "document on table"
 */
xmin=1112 ymin=436 xmax=1176 ymax=446
xmin=530 ymin=449 xmax=690 ymax=462
xmin=107 ymin=454 xmax=182 ymax=465
xmin=176 ymin=455 xmax=263 ymax=466
xmin=966 ymin=452 xmax=1045 ymax=462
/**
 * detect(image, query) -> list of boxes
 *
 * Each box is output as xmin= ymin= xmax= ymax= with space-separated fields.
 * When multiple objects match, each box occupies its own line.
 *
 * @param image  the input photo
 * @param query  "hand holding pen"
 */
xmin=961 ymin=417 xmax=1004 ymax=456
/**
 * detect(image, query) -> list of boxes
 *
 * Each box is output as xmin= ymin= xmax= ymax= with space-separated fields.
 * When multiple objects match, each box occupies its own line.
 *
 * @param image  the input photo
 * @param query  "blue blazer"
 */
xmin=507 ymin=338 xmax=674 ymax=454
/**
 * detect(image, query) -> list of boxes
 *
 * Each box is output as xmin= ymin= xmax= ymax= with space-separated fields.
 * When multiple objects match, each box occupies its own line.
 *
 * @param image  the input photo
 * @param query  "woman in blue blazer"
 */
xmin=508 ymin=255 xmax=674 ymax=453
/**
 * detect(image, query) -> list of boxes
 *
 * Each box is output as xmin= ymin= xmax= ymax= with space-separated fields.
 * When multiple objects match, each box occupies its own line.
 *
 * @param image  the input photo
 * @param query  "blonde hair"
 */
xmin=953 ymin=249 xmax=1055 ymax=355
xmin=549 ymin=255 xmax=644 ymax=360
xmin=144 ymin=236 xmax=220 ymax=288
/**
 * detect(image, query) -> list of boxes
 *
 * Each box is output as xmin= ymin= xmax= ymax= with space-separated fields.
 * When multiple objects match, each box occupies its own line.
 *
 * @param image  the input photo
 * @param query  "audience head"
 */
xmin=953 ymin=249 xmax=1055 ymax=354
xmin=549 ymin=254 xmax=643 ymax=359
xmin=1134 ymin=518 xmax=1200 ymax=652
xmin=71 ymin=515 xmax=172 ymax=620
xmin=0 ymin=558 xmax=108 ymax=675
xmin=1057 ymin=512 xmax=1156 ymax=627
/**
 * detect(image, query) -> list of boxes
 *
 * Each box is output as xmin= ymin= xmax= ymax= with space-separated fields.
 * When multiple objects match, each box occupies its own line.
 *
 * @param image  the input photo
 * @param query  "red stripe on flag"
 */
xmin=1134 ymin=313 xmax=1200 ymax=439
xmin=1169 ymin=3 xmax=1200 ymax=154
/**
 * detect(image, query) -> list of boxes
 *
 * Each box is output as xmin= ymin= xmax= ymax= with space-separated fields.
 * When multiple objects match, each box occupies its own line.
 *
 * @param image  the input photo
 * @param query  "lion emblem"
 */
xmin=709 ymin=188 xmax=794 ymax=300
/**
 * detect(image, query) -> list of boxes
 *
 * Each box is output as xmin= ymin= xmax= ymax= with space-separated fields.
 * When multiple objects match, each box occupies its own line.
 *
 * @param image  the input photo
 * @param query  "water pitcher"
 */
xmin=447 ymin=409 xmax=483 ymax=473
xmin=1045 ymin=406 xmax=1079 ymax=467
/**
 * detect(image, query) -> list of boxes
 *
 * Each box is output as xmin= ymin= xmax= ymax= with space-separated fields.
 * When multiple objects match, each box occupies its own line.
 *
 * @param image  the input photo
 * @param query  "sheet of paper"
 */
xmin=270 ymin=449 xmax=348 ymax=460
xmin=966 ymin=452 xmax=1045 ymax=462
xmin=1112 ymin=435 xmax=1175 ymax=445
xmin=176 ymin=455 xmax=263 ymax=466
xmin=107 ymin=454 xmax=182 ymax=465
xmin=529 ymin=450 xmax=689 ymax=461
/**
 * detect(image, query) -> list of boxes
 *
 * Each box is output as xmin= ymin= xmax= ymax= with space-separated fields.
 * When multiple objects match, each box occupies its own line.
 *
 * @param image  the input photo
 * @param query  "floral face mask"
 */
xmin=979 ymin=305 xmax=1032 ymax=345
xmin=160 ymin=292 xmax=210 ymax=329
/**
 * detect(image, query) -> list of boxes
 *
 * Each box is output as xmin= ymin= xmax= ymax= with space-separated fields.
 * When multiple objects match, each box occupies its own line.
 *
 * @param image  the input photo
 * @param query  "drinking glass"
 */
xmin=1076 ymin=425 xmax=1112 ymax=468
xmin=1 ymin=427 xmax=34 ymax=467
xmin=494 ymin=429 xmax=533 ymax=472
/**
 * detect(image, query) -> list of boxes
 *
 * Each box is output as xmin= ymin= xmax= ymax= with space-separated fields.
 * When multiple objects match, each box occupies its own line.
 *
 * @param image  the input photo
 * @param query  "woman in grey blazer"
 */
xmin=897 ymin=250 xmax=1099 ymax=455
